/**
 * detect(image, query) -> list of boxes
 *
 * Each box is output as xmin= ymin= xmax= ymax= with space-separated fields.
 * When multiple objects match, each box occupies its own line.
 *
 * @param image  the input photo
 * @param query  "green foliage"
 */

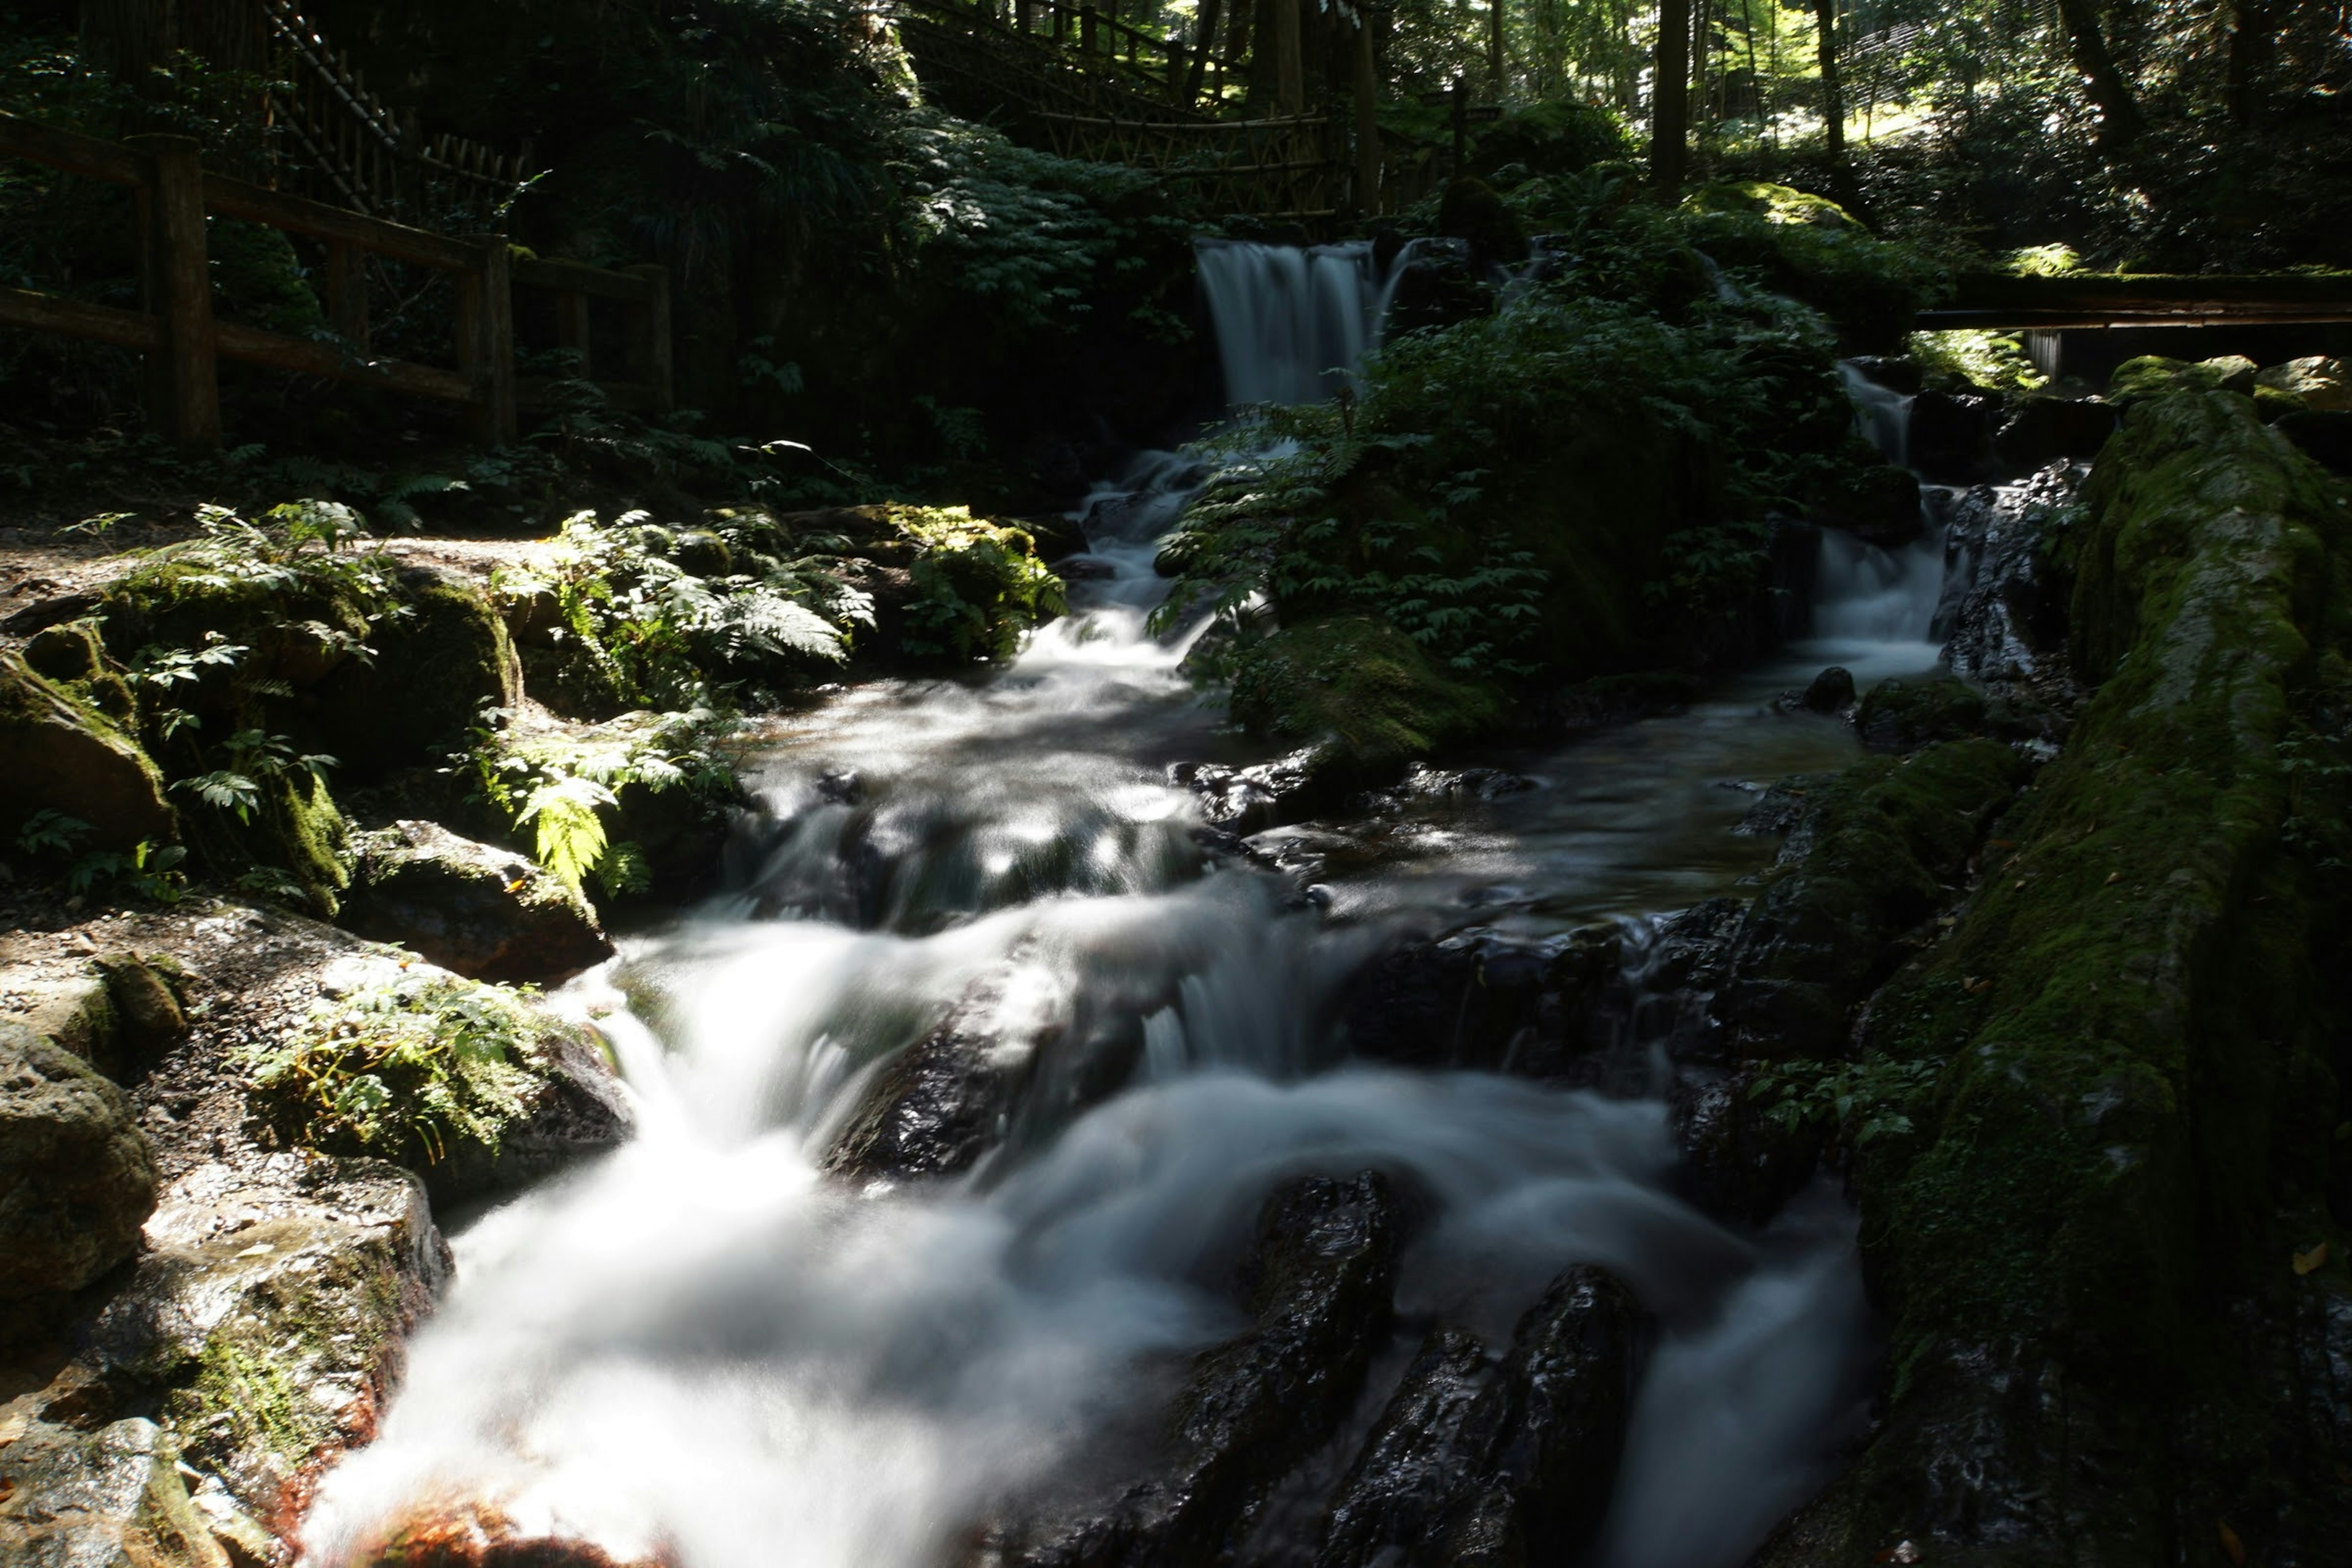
xmin=1907 ymin=328 xmax=2048 ymax=394
xmin=1749 ymin=1055 xmax=1943 ymax=1147
xmin=900 ymin=114 xmax=1190 ymax=332
xmin=889 ymin=505 xmax=1067 ymax=663
xmin=492 ymin=508 xmax=869 ymax=712
xmin=243 ymin=966 xmax=552 ymax=1164
xmin=10 ymin=808 xmax=187 ymax=903
xmin=463 ymin=707 xmax=737 ymax=898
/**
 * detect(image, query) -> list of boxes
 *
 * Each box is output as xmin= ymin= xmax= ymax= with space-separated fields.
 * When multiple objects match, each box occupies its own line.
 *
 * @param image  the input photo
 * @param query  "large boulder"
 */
xmin=340 ymin=821 xmax=613 ymax=984
xmin=314 ymin=568 xmax=521 ymax=778
xmin=0 ymin=1416 xmax=230 ymax=1568
xmin=73 ymin=1155 xmax=451 ymax=1534
xmin=1316 ymin=1265 xmax=1646 ymax=1567
xmin=0 ymin=649 xmax=175 ymax=850
xmin=2256 ymin=355 xmax=2350 ymax=412
xmin=0 ymin=1020 xmax=158 ymax=1301
xmin=1992 ymin=397 xmax=2118 ymax=472
xmin=992 ymin=1172 xmax=1406 ymax=1565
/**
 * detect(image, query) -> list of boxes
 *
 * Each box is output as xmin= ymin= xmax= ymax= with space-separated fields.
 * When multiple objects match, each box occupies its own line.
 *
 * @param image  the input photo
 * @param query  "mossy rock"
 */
xmin=0 ymin=648 xmax=176 ymax=851
xmin=2105 ymin=352 xmax=2260 ymax=409
xmin=1436 ymin=176 xmax=1528 ymax=269
xmin=1771 ymin=384 xmax=2352 ymax=1561
xmin=314 ymin=568 xmax=520 ymax=777
xmin=1682 ymin=179 xmax=1862 ymax=232
xmin=1719 ymin=739 xmax=2030 ymax=1059
xmin=1229 ymin=616 xmax=1506 ymax=790
xmin=1853 ymin=674 xmax=1989 ymax=753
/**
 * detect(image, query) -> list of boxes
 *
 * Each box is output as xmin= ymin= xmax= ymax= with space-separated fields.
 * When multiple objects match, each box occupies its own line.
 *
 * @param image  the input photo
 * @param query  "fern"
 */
xmin=515 ymin=775 xmax=617 ymax=892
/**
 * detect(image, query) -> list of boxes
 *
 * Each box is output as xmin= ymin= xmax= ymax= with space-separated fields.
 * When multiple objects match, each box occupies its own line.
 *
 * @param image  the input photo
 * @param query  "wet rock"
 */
xmin=1931 ymin=464 xmax=2079 ymax=699
xmin=0 ymin=1415 xmax=231 ymax=1567
xmin=1000 ymin=1172 xmax=1406 ymax=1567
xmin=1355 ymin=764 xmax=1539 ymax=813
xmin=1382 ymin=238 xmax=1485 ymax=337
xmin=426 ymin=1020 xmax=633 ymax=1205
xmin=1798 ymin=666 xmax=1855 ymax=714
xmin=823 ymin=971 xmax=1040 ymax=1183
xmin=1668 ymin=1069 xmax=1825 ymax=1226
xmin=1171 ymin=750 xmax=1339 ymax=836
xmin=341 ymin=821 xmax=613 ymax=984
xmin=1316 ymin=1264 xmax=1643 ymax=1567
xmin=349 ymin=1500 xmax=668 ymax=1567
xmin=1992 ymin=398 xmax=2118 ymax=472
xmin=2256 ymin=354 xmax=2350 ymax=412
xmin=1812 ymin=466 xmax=1922 ymax=546
xmin=1905 ymin=390 xmax=1997 ymax=484
xmin=1712 ymin=740 xmax=2027 ymax=1065
xmin=1340 ymin=927 xmax=1618 ymax=1079
xmin=0 ymin=648 xmax=177 ymax=850
xmin=311 ymin=568 xmax=521 ymax=781
xmin=1853 ymin=676 xmax=1987 ymax=753
xmin=74 ymin=1155 xmax=451 ymax=1531
xmin=0 ymin=1020 xmax=159 ymax=1302
xmin=1732 ymin=777 xmax=1828 ymax=854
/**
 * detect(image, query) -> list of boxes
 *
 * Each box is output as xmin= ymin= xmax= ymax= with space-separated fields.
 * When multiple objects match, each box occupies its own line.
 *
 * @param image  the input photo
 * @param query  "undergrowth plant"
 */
xmin=243 ymin=965 xmax=553 ymax=1164
xmin=1747 ymin=1055 xmax=1944 ymax=1148
xmin=462 ymin=707 xmax=737 ymax=898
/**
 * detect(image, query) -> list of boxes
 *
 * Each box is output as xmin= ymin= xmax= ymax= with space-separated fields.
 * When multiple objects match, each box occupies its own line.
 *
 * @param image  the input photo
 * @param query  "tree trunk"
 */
xmin=1812 ymin=0 xmax=1846 ymax=178
xmin=1488 ymin=0 xmax=1506 ymax=93
xmin=1182 ymin=0 xmax=1224 ymax=105
xmin=1353 ymin=10 xmax=1381 ymax=214
xmin=1652 ymin=0 xmax=1690 ymax=190
xmin=2225 ymin=0 xmax=2271 ymax=127
xmin=1271 ymin=0 xmax=1304 ymax=115
xmin=2053 ymin=0 xmax=2142 ymax=147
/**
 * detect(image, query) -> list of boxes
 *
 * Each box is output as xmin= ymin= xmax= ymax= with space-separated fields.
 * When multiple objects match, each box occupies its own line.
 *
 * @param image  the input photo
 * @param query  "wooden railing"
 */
xmin=257 ymin=0 xmax=529 ymax=222
xmin=1918 ymin=272 xmax=2352 ymax=331
xmin=0 ymin=114 xmax=669 ymax=449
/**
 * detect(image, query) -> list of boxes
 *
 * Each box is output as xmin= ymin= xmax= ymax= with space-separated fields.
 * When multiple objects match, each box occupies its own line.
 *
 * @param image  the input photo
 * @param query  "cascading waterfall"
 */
xmin=1806 ymin=362 xmax=1947 ymax=664
xmin=298 ymin=252 xmax=1886 ymax=1568
xmin=1196 ymin=238 xmax=1409 ymax=407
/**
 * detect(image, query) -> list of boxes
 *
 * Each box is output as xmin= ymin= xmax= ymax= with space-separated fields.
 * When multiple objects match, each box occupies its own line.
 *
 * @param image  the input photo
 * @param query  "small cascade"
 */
xmin=1196 ymin=238 xmax=1405 ymax=407
xmin=1837 ymin=360 xmax=1915 ymax=468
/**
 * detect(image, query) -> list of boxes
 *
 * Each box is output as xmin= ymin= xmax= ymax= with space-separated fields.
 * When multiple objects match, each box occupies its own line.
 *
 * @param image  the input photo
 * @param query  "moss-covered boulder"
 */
xmin=317 ymin=568 xmax=521 ymax=777
xmin=0 ymin=648 xmax=175 ymax=850
xmin=2257 ymin=355 xmax=2350 ymax=412
xmin=341 ymin=819 xmax=613 ymax=983
xmin=1853 ymin=674 xmax=1991 ymax=752
xmin=0 ymin=1020 xmax=159 ymax=1301
xmin=1764 ymin=375 xmax=2352 ymax=1564
xmin=1683 ymin=179 xmax=1863 ymax=232
xmin=1229 ymin=616 xmax=1506 ymax=791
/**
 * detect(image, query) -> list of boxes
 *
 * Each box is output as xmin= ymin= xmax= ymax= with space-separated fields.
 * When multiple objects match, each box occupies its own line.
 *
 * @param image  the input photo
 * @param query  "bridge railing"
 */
xmin=0 ymin=113 xmax=669 ymax=450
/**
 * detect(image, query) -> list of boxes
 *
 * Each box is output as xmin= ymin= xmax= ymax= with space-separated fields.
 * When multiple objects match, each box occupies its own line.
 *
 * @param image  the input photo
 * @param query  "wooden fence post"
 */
xmin=624 ymin=263 xmax=673 ymax=413
xmin=1080 ymin=2 xmax=1099 ymax=56
xmin=1352 ymin=13 xmax=1381 ymax=216
xmin=323 ymin=238 xmax=369 ymax=350
xmin=456 ymin=235 xmax=516 ymax=444
xmin=125 ymin=133 xmax=220 ymax=449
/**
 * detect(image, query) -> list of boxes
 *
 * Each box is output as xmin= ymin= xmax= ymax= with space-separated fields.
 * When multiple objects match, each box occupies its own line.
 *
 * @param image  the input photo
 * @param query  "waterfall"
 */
xmin=1196 ymin=238 xmax=1405 ymax=408
xmin=296 ymin=245 xmax=1880 ymax=1568
xmin=1836 ymin=360 xmax=1914 ymax=468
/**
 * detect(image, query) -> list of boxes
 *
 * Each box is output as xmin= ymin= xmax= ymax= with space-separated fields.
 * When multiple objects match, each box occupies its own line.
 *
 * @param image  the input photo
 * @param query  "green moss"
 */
xmin=1853 ymin=674 xmax=1990 ymax=752
xmin=1683 ymin=179 xmax=1862 ymax=232
xmin=1725 ymin=739 xmax=2030 ymax=1056
xmin=890 ymin=504 xmax=1066 ymax=664
xmin=261 ymin=771 xmax=352 ymax=918
xmin=1794 ymin=382 xmax=2352 ymax=1557
xmin=2104 ymin=352 xmax=2261 ymax=409
xmin=1229 ymin=616 xmax=1506 ymax=784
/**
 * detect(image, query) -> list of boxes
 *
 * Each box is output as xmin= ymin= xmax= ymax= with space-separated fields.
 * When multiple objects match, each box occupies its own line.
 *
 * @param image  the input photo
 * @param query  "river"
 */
xmin=301 ymin=242 xmax=1958 ymax=1568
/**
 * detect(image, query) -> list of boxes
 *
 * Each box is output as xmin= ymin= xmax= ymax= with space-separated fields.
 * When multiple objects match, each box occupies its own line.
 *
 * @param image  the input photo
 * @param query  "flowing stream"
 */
xmin=302 ymin=248 xmax=1953 ymax=1568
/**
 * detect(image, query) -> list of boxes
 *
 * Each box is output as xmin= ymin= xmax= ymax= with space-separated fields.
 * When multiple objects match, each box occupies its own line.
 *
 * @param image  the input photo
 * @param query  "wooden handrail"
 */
xmin=0 ymin=114 xmax=671 ymax=448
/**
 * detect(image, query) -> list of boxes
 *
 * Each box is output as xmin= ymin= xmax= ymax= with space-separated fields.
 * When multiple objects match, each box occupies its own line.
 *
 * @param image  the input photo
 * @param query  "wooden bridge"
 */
xmin=1918 ymin=272 xmax=2352 ymax=331
xmin=888 ymin=0 xmax=1382 ymax=221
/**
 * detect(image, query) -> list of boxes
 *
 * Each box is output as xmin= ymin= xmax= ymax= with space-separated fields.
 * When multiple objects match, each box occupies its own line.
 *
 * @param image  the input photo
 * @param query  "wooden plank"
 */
xmin=203 ymin=172 xmax=477 ymax=270
xmin=1947 ymin=271 xmax=2352 ymax=310
xmin=0 ymin=287 xmax=159 ymax=350
xmin=0 ymin=112 xmax=147 ymax=184
xmin=128 ymin=135 xmax=220 ymax=450
xmin=212 ymin=318 xmax=473 ymax=401
xmin=512 ymin=255 xmax=657 ymax=302
xmin=459 ymin=236 xmax=518 ymax=443
xmin=1918 ymin=309 xmax=2352 ymax=330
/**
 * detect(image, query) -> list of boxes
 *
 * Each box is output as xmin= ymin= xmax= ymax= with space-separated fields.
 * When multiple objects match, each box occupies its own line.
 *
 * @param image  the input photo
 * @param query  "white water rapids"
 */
xmin=301 ymin=251 xmax=1955 ymax=1568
